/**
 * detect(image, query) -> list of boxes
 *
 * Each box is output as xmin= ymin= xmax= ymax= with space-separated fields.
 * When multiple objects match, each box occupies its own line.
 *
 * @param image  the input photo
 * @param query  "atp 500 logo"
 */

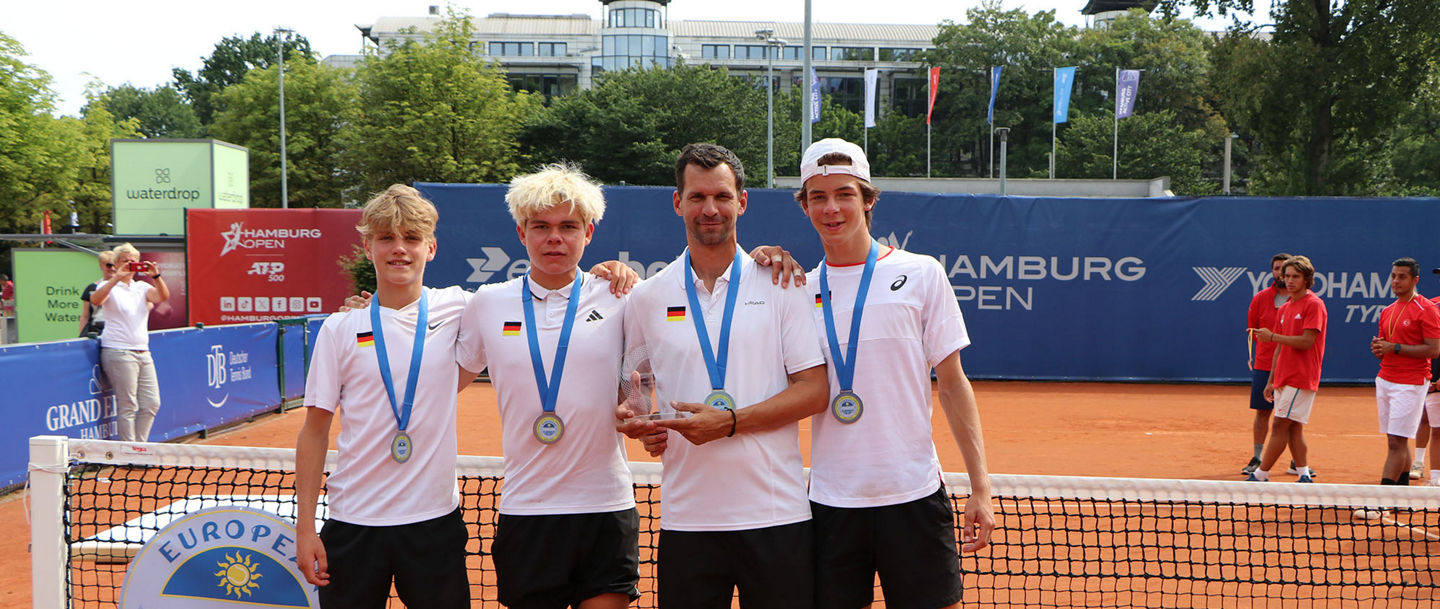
xmin=247 ymin=262 xmax=285 ymax=283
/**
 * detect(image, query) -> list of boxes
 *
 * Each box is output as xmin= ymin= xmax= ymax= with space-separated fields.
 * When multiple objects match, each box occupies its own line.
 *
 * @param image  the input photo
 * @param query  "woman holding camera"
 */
xmin=90 ymin=243 xmax=170 ymax=442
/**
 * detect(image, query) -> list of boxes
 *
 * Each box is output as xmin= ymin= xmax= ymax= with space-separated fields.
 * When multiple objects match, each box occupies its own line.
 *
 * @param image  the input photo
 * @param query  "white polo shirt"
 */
xmin=303 ymin=286 xmax=469 ymax=526
xmin=625 ymin=249 xmax=826 ymax=531
xmin=807 ymin=247 xmax=970 ymax=508
xmin=98 ymin=279 xmax=154 ymax=350
xmin=456 ymin=272 xmax=636 ymax=516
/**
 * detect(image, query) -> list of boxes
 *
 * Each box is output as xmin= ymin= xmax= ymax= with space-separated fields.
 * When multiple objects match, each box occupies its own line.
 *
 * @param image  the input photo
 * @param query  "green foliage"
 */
xmin=524 ymin=63 xmax=770 ymax=186
xmin=338 ymin=244 xmax=375 ymax=296
xmin=0 ymin=34 xmax=137 ymax=234
xmin=1197 ymin=0 xmax=1440 ymax=194
xmin=211 ymin=61 xmax=359 ymax=208
xmin=925 ymin=2 xmax=1079 ymax=177
xmin=173 ymin=32 xmax=314 ymax=128
xmin=1057 ymin=110 xmax=1217 ymax=195
xmin=344 ymin=8 xmax=539 ymax=193
xmin=92 ymin=84 xmax=202 ymax=138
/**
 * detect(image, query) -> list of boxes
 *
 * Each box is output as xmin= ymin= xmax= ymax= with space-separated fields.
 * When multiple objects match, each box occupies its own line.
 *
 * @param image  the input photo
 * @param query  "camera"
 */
xmin=128 ymin=262 xmax=146 ymax=272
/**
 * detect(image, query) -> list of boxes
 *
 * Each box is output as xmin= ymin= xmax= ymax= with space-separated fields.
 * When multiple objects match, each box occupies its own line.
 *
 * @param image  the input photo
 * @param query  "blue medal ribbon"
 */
xmin=820 ymin=241 xmax=878 ymax=392
xmin=683 ymin=250 xmax=744 ymax=391
xmin=522 ymin=273 xmax=584 ymax=414
xmin=370 ymin=289 xmax=429 ymax=433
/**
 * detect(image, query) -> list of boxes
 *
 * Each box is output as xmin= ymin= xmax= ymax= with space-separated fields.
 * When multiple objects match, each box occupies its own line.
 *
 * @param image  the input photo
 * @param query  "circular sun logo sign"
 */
xmin=215 ymin=551 xmax=263 ymax=599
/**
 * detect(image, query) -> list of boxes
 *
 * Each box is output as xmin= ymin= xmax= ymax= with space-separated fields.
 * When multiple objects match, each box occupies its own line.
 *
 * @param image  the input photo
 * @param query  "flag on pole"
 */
xmin=926 ymin=67 xmax=940 ymax=125
xmin=1116 ymin=69 xmax=1140 ymax=119
xmin=809 ymin=68 xmax=821 ymax=124
xmin=864 ymin=69 xmax=879 ymax=128
xmin=987 ymin=66 xmax=1002 ymax=125
xmin=1053 ymin=67 xmax=1076 ymax=124
xmin=42 ymin=210 xmax=52 ymax=234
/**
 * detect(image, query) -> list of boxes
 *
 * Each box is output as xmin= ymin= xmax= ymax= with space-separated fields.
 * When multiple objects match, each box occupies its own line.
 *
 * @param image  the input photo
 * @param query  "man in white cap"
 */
xmin=792 ymin=138 xmax=995 ymax=609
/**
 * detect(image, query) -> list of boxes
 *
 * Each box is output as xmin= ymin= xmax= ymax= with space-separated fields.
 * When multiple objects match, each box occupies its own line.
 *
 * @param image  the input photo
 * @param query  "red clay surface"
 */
xmin=4 ymin=380 xmax=1409 ymax=607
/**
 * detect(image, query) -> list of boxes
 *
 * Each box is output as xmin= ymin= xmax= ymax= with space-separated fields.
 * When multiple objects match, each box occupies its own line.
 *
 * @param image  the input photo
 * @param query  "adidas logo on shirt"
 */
xmin=585 ymin=310 xmax=604 ymax=322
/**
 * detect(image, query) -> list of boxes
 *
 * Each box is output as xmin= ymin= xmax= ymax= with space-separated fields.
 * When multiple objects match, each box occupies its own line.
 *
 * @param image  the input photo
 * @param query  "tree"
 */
xmin=212 ymin=61 xmax=359 ymax=208
xmin=524 ymin=63 xmax=770 ymax=186
xmin=173 ymin=32 xmax=314 ymax=128
xmin=345 ymin=8 xmax=539 ymax=192
xmin=1173 ymin=0 xmax=1440 ymax=195
xmin=1056 ymin=109 xmax=1216 ymax=195
xmin=925 ymin=2 xmax=1080 ymax=177
xmin=91 ymin=84 xmax=203 ymax=139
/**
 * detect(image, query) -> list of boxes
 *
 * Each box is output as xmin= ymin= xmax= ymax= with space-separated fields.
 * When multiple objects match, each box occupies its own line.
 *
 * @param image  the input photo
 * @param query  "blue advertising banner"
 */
xmin=2 ymin=323 xmax=285 ymax=487
xmin=417 ymin=183 xmax=1440 ymax=385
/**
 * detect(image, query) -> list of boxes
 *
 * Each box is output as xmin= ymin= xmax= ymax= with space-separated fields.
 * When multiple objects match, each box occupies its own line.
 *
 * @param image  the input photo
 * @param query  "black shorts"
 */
xmin=317 ymin=507 xmax=469 ymax=609
xmin=659 ymin=520 xmax=814 ymax=609
xmin=1250 ymin=369 xmax=1273 ymax=410
xmin=493 ymin=508 xmax=641 ymax=609
xmin=812 ymin=486 xmax=963 ymax=609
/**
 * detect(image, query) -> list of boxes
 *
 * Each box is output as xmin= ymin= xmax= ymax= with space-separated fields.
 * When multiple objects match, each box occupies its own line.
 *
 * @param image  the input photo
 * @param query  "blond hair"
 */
xmin=112 ymin=243 xmax=140 ymax=259
xmin=356 ymin=184 xmax=439 ymax=241
xmin=97 ymin=250 xmax=116 ymax=264
xmin=506 ymin=163 xmax=606 ymax=226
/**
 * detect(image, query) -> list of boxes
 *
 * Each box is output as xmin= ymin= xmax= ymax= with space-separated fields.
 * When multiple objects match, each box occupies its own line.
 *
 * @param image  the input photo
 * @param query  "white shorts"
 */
xmin=1427 ymin=392 xmax=1440 ymax=424
xmin=1375 ymin=377 xmax=1427 ymax=438
xmin=1273 ymin=386 xmax=1316 ymax=424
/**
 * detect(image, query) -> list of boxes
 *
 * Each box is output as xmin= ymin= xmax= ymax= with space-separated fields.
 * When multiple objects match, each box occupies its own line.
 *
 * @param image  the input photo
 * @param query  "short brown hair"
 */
xmin=675 ymin=143 xmax=745 ymax=193
xmin=357 ymin=184 xmax=439 ymax=242
xmin=1282 ymin=255 xmax=1315 ymax=289
xmin=793 ymin=152 xmax=882 ymax=226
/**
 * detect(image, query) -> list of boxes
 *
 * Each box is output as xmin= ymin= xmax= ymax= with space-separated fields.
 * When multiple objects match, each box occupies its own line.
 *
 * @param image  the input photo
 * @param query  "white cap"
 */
xmin=800 ymin=138 xmax=871 ymax=185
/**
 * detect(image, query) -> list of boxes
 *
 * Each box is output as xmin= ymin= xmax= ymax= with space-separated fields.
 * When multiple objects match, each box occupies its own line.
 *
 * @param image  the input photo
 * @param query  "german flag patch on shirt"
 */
xmin=502 ymin=321 xmax=522 ymax=336
xmin=666 ymin=306 xmax=686 ymax=322
xmin=356 ymin=331 xmax=374 ymax=348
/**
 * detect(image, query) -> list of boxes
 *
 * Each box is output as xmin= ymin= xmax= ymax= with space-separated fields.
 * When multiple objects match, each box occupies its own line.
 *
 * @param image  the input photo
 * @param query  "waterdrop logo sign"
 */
xmin=1191 ymin=267 xmax=1246 ymax=301
xmin=119 ymin=506 xmax=318 ymax=608
xmin=206 ymin=345 xmax=229 ymax=409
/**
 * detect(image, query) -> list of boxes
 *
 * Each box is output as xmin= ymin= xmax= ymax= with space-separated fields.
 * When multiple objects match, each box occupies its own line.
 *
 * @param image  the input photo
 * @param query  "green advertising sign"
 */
xmin=13 ymin=249 xmax=101 ymax=343
xmin=111 ymin=139 xmax=249 ymax=235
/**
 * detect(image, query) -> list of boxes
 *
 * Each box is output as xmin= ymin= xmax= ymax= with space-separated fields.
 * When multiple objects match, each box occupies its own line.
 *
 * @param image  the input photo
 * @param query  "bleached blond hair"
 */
xmin=97 ymin=250 xmax=116 ymax=264
xmin=112 ymin=243 xmax=140 ymax=259
xmin=356 ymin=184 xmax=438 ymax=242
xmin=505 ymin=163 xmax=605 ymax=226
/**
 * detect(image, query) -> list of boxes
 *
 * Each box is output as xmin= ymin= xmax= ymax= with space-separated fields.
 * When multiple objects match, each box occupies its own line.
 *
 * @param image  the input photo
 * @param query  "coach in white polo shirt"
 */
xmin=295 ymin=185 xmax=471 ymax=608
xmin=456 ymin=164 xmax=641 ymax=609
xmin=795 ymin=138 xmax=995 ymax=609
xmin=620 ymin=143 xmax=828 ymax=609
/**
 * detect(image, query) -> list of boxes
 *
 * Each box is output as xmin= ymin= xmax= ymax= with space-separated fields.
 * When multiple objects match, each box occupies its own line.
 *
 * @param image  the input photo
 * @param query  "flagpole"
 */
xmin=927 ymin=122 xmax=932 ymax=179
xmin=1051 ymin=68 xmax=1057 ymax=180
xmin=1113 ymin=67 xmax=1119 ymax=180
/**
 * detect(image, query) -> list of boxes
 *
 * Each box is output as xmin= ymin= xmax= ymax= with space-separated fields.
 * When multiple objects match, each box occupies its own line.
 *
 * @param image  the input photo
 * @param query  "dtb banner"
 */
xmin=416 ymin=183 xmax=1440 ymax=384
xmin=186 ymin=209 xmax=362 ymax=326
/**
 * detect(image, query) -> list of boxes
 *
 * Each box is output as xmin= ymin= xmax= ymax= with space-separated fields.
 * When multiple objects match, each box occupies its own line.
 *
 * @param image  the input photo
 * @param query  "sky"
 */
xmin=6 ymin=0 xmax=1272 ymax=117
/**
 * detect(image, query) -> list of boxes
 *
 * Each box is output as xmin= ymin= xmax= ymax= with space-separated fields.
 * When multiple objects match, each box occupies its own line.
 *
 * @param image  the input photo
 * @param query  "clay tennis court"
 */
xmin=3 ymin=380 xmax=1425 ymax=607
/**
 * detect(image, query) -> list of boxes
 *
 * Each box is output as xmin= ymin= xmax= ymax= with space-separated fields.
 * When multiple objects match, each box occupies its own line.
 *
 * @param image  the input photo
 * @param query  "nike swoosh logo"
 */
xmin=427 ymin=321 xmax=443 ymax=331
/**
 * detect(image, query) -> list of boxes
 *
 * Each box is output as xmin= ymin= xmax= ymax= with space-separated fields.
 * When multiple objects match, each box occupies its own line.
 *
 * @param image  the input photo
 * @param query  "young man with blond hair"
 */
xmin=1249 ymin=255 xmax=1326 ymax=483
xmin=295 ymin=184 xmax=471 ymax=608
xmin=456 ymin=164 xmax=641 ymax=609
xmin=790 ymin=138 xmax=994 ymax=609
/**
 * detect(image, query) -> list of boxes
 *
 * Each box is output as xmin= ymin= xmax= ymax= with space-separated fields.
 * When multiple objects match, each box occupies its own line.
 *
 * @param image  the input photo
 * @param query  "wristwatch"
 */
xmin=1394 ymin=343 xmax=1402 ymax=354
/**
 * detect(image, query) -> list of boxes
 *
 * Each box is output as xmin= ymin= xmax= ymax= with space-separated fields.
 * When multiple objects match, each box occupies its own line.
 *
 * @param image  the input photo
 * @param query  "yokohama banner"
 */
xmin=186 ymin=209 xmax=363 ymax=326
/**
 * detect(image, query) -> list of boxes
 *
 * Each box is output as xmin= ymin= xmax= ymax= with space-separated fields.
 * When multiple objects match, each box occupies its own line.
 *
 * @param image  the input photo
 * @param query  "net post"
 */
xmin=29 ymin=435 xmax=68 ymax=609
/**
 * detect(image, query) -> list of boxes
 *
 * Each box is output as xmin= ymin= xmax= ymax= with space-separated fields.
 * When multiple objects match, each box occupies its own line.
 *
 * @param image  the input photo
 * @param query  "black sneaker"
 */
xmin=1241 ymin=457 xmax=1261 ymax=475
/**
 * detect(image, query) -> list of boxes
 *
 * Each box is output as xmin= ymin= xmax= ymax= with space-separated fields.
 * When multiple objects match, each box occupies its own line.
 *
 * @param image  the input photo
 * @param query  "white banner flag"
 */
xmin=863 ymin=69 xmax=879 ymax=128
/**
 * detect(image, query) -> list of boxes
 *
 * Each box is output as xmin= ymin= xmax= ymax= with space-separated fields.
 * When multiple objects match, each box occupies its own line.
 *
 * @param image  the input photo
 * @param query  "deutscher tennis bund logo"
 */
xmin=119 ymin=506 xmax=318 ymax=608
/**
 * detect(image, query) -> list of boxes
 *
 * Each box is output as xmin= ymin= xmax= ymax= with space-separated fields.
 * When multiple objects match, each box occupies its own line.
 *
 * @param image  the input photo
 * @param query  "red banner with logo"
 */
xmin=927 ymin=66 xmax=940 ymax=125
xmin=186 ymin=209 xmax=363 ymax=326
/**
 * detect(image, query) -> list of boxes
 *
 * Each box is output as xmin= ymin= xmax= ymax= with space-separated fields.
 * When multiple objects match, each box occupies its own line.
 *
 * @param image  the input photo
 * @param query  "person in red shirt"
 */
xmin=1242 ymin=253 xmax=1291 ymax=475
xmin=1248 ymin=256 xmax=1325 ymax=482
xmin=1367 ymin=258 xmax=1440 ymax=486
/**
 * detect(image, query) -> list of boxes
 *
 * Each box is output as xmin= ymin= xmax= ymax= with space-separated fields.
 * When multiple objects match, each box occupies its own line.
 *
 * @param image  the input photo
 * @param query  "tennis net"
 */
xmin=30 ymin=437 xmax=1440 ymax=608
